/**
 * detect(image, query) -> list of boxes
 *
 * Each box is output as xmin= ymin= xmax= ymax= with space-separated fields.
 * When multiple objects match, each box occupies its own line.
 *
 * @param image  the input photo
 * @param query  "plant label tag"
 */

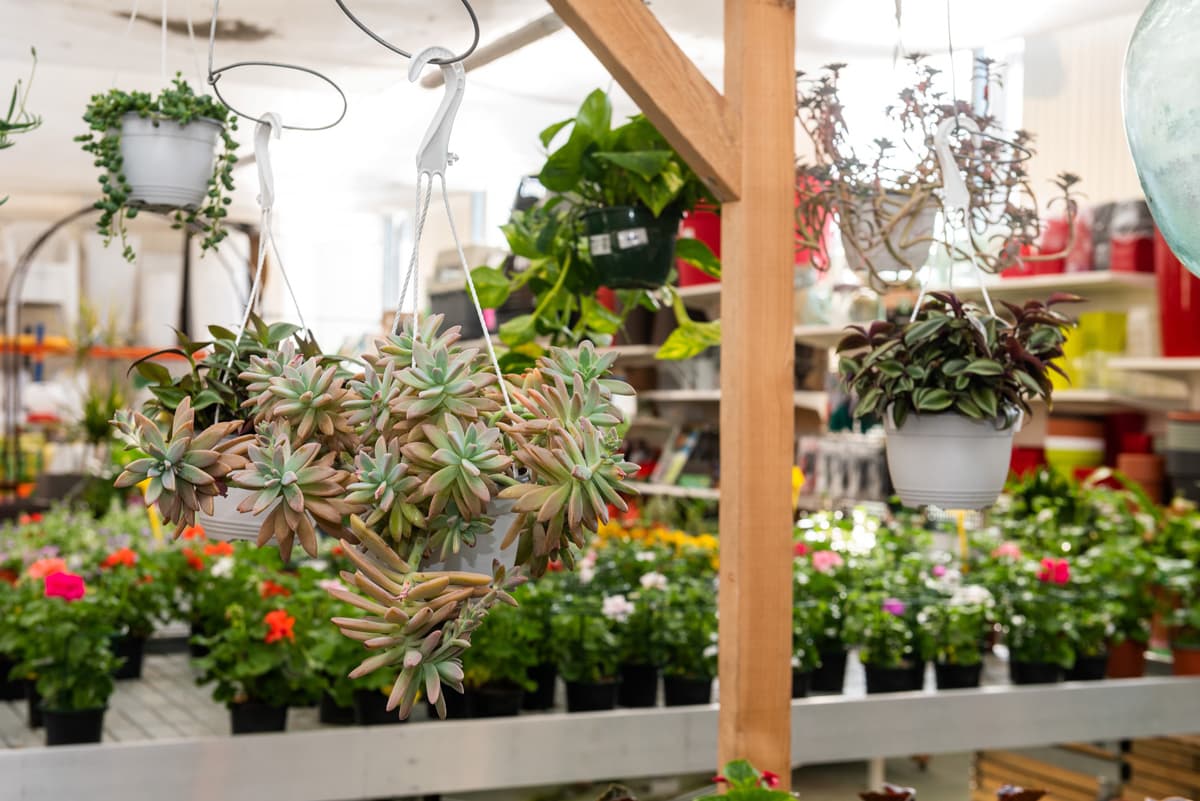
xmin=616 ymin=227 xmax=649 ymax=250
xmin=589 ymin=234 xmax=613 ymax=256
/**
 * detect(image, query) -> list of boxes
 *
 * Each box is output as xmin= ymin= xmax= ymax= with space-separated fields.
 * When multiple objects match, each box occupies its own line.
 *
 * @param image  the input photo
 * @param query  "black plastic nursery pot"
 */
xmin=229 ymin=701 xmax=288 ymax=735
xmin=318 ymin=692 xmax=355 ymax=726
xmin=582 ymin=205 xmax=681 ymax=290
xmin=26 ymin=682 xmax=42 ymax=729
xmin=1009 ymin=660 xmax=1064 ymax=685
xmin=468 ymin=685 xmax=524 ymax=718
xmin=353 ymin=689 xmax=404 ymax=726
xmin=1066 ymin=652 xmax=1109 ymax=682
xmin=565 ymin=680 xmax=619 ymax=712
xmin=810 ymin=649 xmax=847 ymax=693
xmin=864 ymin=662 xmax=925 ymax=694
xmin=523 ymin=663 xmax=558 ymax=710
xmin=0 ymin=656 xmax=24 ymax=701
xmin=617 ymin=663 xmax=658 ymax=708
xmin=188 ymin=621 xmax=209 ymax=660
xmin=425 ymin=687 xmax=471 ymax=720
xmin=791 ymin=669 xmax=811 ymax=699
xmin=43 ymin=706 xmax=106 ymax=746
xmin=934 ymin=661 xmax=983 ymax=690
xmin=663 ymin=675 xmax=713 ymax=707
xmin=111 ymin=633 xmax=147 ymax=680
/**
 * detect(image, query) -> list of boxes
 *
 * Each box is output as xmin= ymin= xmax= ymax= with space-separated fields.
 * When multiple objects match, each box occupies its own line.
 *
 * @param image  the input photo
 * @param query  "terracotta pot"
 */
xmin=1107 ymin=639 xmax=1147 ymax=679
xmin=1172 ymin=644 xmax=1200 ymax=676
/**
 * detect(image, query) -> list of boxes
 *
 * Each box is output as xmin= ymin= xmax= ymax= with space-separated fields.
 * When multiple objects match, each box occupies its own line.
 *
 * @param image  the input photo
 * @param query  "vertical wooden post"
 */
xmin=717 ymin=0 xmax=796 ymax=783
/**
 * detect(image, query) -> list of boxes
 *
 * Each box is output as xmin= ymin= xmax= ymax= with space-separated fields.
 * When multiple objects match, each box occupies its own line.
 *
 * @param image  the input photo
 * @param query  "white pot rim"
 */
xmin=119 ymin=111 xmax=224 ymax=130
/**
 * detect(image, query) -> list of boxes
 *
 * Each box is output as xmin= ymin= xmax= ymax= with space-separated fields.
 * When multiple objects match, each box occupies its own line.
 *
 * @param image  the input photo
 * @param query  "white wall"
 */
xmin=1022 ymin=13 xmax=1144 ymax=207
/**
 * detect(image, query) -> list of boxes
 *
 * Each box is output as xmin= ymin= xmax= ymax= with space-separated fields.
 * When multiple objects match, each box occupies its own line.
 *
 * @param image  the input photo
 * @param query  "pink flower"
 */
xmin=991 ymin=542 xmax=1023 ymax=560
xmin=811 ymin=550 xmax=844 ymax=573
xmin=27 ymin=557 xmax=66 ymax=579
xmin=761 ymin=771 xmax=781 ymax=789
xmin=793 ymin=541 xmax=809 ymax=557
xmin=44 ymin=572 xmax=86 ymax=601
xmin=931 ymin=564 xmax=947 ymax=578
xmin=1038 ymin=557 xmax=1070 ymax=585
xmin=882 ymin=597 xmax=907 ymax=616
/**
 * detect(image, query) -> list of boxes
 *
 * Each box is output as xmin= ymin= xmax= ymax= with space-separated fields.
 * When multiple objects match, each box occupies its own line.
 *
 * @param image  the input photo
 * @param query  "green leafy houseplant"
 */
xmin=471 ymin=89 xmax=722 ymax=366
xmin=551 ymin=597 xmax=619 ymax=684
xmin=713 ymin=759 xmax=792 ymax=798
xmin=841 ymin=592 xmax=920 ymax=669
xmin=659 ymin=577 xmax=718 ymax=680
xmin=76 ymin=75 xmax=239 ymax=261
xmin=993 ymin=558 xmax=1077 ymax=671
xmin=920 ymin=584 xmax=993 ymax=666
xmin=837 ymin=292 xmax=1076 ymax=427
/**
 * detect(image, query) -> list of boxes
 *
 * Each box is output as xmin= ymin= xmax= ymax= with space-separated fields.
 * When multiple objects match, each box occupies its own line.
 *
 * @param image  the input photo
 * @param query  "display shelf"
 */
xmin=1038 ymin=387 xmax=1188 ymax=414
xmin=640 ymin=388 xmax=829 ymax=417
xmin=794 ymin=323 xmax=849 ymax=350
xmin=632 ymin=482 xmax=720 ymax=501
xmin=601 ymin=343 xmax=661 ymax=367
xmin=677 ymin=282 xmax=722 ymax=316
xmin=938 ymin=271 xmax=1157 ymax=305
xmin=0 ymin=335 xmax=71 ymax=356
xmin=1 ymin=652 xmax=1196 ymax=801
xmin=1110 ymin=357 xmax=1200 ymax=408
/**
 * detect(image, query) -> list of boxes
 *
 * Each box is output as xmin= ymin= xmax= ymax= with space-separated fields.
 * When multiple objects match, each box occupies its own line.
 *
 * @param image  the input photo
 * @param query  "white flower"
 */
xmin=601 ymin=594 xmax=635 ymax=623
xmin=210 ymin=557 xmax=235 ymax=578
xmin=952 ymin=584 xmax=993 ymax=607
xmin=318 ymin=578 xmax=346 ymax=593
xmin=579 ymin=564 xmax=595 ymax=585
xmin=639 ymin=571 xmax=668 ymax=591
xmin=703 ymin=644 xmax=719 ymax=659
xmin=796 ymin=573 xmax=810 ymax=585
xmin=1010 ymin=614 xmax=1026 ymax=627
xmin=304 ymin=559 xmax=329 ymax=572
xmin=635 ymin=551 xmax=657 ymax=562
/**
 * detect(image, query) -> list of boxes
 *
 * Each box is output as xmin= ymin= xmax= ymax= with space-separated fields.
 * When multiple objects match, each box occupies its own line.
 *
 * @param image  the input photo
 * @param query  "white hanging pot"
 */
xmin=195 ymin=487 xmax=262 ymax=543
xmin=438 ymin=499 xmax=518 ymax=575
xmin=119 ymin=113 xmax=221 ymax=209
xmin=883 ymin=410 xmax=1018 ymax=510
xmin=841 ymin=190 xmax=938 ymax=279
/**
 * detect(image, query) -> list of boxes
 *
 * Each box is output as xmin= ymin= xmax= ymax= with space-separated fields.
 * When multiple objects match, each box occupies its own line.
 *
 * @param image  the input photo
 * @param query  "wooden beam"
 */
xmin=717 ymin=0 xmax=796 ymax=785
xmin=545 ymin=0 xmax=741 ymax=201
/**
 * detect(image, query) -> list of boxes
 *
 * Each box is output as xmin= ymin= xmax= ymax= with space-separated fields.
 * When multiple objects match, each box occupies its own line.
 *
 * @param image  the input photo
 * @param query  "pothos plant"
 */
xmin=76 ymin=74 xmax=239 ymax=261
xmin=795 ymin=56 xmax=1081 ymax=284
xmin=836 ymin=291 xmax=1076 ymax=428
xmin=471 ymin=89 xmax=722 ymax=368
xmin=115 ymin=315 xmax=639 ymax=719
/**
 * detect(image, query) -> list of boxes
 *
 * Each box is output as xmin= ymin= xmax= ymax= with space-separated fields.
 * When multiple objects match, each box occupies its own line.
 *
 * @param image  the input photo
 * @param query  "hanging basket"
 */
xmin=883 ymin=410 xmax=1017 ymax=510
xmin=582 ymin=205 xmax=680 ymax=290
xmin=439 ymin=499 xmax=518 ymax=574
xmin=841 ymin=190 xmax=937 ymax=280
xmin=196 ymin=487 xmax=261 ymax=543
xmin=119 ymin=113 xmax=222 ymax=209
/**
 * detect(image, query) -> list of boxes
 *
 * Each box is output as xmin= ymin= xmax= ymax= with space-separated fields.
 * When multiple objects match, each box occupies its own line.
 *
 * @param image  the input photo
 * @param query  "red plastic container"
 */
xmin=1111 ymin=235 xmax=1155 ymax=273
xmin=1009 ymin=447 xmax=1046 ymax=477
xmin=676 ymin=206 xmax=721 ymax=287
xmin=1155 ymin=227 xmax=1200 ymax=357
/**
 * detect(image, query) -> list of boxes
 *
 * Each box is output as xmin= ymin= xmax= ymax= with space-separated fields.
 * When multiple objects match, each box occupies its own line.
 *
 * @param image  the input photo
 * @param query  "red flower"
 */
xmin=1038 ymin=557 xmax=1070 ymax=585
xmin=546 ymin=559 xmax=564 ymax=573
xmin=761 ymin=771 xmax=781 ymax=789
xmin=182 ymin=548 xmax=205 ymax=571
xmin=264 ymin=609 xmax=295 ymax=644
xmin=260 ymin=579 xmax=291 ymax=599
xmin=44 ymin=572 xmax=86 ymax=601
xmin=793 ymin=541 xmax=809 ymax=557
xmin=102 ymin=547 xmax=138 ymax=569
xmin=330 ymin=544 xmax=345 ymax=558
xmin=712 ymin=776 xmax=728 ymax=785
xmin=0 ymin=568 xmax=17 ymax=586
xmin=203 ymin=542 xmax=234 ymax=557
xmin=139 ymin=574 xmax=154 ymax=585
xmin=180 ymin=525 xmax=207 ymax=541
xmin=29 ymin=513 xmax=42 ymax=523
xmin=27 ymin=557 xmax=66 ymax=579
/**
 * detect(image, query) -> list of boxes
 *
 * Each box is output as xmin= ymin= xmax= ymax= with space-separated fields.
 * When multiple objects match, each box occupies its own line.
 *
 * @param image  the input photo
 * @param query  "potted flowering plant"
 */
xmin=920 ymin=581 xmax=993 ymax=689
xmin=659 ymin=577 xmax=717 ymax=706
xmin=13 ymin=571 xmax=120 ymax=745
xmin=192 ymin=600 xmax=319 ymax=734
xmin=1087 ymin=540 xmax=1155 ymax=678
xmin=461 ymin=600 xmax=538 ymax=717
xmin=997 ymin=557 xmax=1075 ymax=684
xmin=713 ymin=760 xmax=790 ymax=799
xmin=511 ymin=577 xmax=560 ymax=710
xmin=793 ymin=543 xmax=848 ymax=693
xmin=300 ymin=581 xmax=361 ymax=726
xmin=552 ymin=596 xmax=620 ymax=712
xmin=76 ymin=75 xmax=238 ymax=261
xmin=842 ymin=591 xmax=925 ymax=693
xmin=837 ymin=292 xmax=1075 ymax=509
xmin=612 ymin=574 xmax=667 ymax=708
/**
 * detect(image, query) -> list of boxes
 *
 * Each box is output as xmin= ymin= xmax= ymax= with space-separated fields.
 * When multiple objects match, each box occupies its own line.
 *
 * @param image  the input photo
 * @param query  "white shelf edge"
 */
xmin=632 ymin=482 xmax=720 ymax=501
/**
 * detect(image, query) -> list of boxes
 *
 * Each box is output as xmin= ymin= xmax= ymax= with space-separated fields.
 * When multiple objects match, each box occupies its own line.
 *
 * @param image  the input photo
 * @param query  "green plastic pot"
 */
xmin=582 ymin=205 xmax=680 ymax=289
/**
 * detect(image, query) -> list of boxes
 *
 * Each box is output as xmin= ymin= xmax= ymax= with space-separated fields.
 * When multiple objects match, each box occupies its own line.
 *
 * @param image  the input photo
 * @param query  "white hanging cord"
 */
xmin=206 ymin=0 xmax=219 ymax=79
xmin=112 ymin=0 xmax=141 ymax=86
xmin=438 ymin=173 xmax=513 ymax=411
xmin=160 ymin=0 xmax=168 ymax=84
xmin=184 ymin=0 xmax=204 ymax=89
xmin=393 ymin=175 xmax=434 ymax=334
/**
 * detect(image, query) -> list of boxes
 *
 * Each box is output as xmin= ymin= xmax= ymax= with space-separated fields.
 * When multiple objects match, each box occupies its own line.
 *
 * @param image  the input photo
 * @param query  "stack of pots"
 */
xmin=1116 ymin=452 xmax=1165 ymax=503
xmin=1165 ymin=412 xmax=1200 ymax=503
xmin=1045 ymin=418 xmax=1106 ymax=476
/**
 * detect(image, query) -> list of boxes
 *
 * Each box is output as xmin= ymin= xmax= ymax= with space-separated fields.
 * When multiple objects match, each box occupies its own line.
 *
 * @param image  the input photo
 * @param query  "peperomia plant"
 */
xmin=76 ymin=75 xmax=238 ymax=261
xmin=471 ymin=89 xmax=722 ymax=366
xmin=836 ymin=291 xmax=1076 ymax=428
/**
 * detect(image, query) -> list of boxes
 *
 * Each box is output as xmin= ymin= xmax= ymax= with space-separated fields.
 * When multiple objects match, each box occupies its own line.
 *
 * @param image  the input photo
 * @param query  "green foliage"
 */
xmin=13 ymin=591 xmax=119 ymax=711
xmin=841 ymin=591 xmax=920 ymax=669
xmin=659 ymin=577 xmax=717 ymax=679
xmin=837 ymin=292 xmax=1076 ymax=427
xmin=717 ymin=759 xmax=793 ymax=800
xmin=550 ymin=597 xmax=618 ymax=683
xmin=75 ymin=75 xmax=239 ymax=260
xmin=461 ymin=601 xmax=538 ymax=691
xmin=1 ymin=47 xmax=41 ymax=206
xmin=918 ymin=584 xmax=993 ymax=666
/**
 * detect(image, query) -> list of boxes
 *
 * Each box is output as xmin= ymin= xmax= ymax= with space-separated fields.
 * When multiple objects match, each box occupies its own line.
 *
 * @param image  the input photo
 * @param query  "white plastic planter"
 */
xmin=841 ymin=191 xmax=937 ymax=278
xmin=119 ymin=113 xmax=221 ymax=209
xmin=440 ymin=499 xmax=518 ymax=574
xmin=883 ymin=411 xmax=1017 ymax=510
xmin=195 ymin=487 xmax=261 ymax=543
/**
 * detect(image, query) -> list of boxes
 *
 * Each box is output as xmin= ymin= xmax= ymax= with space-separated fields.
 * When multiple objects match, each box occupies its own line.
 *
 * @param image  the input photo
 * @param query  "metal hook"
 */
xmin=333 ymin=0 xmax=480 ymax=65
xmin=410 ymin=46 xmax=466 ymax=178
xmin=254 ymin=112 xmax=282 ymax=212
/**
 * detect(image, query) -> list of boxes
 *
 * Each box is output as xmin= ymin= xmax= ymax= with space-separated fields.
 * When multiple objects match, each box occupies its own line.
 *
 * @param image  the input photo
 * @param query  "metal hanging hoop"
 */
xmin=206 ymin=0 xmax=348 ymax=131
xmin=332 ymin=0 xmax=480 ymax=65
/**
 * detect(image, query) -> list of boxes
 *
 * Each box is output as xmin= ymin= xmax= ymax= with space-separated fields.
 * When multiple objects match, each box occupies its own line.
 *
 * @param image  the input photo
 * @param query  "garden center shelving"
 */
xmin=0 ymin=650 xmax=1195 ymax=801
